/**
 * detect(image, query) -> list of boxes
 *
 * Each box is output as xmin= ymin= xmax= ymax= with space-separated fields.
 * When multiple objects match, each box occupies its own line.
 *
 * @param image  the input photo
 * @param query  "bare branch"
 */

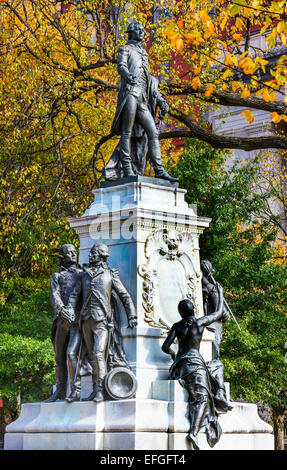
xmin=157 ymin=108 xmax=287 ymax=151
xmin=166 ymin=85 xmax=287 ymax=115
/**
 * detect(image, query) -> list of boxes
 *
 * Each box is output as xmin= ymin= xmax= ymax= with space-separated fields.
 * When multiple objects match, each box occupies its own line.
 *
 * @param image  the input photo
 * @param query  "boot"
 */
xmin=93 ymin=390 xmax=104 ymax=403
xmin=122 ymin=163 xmax=135 ymax=177
xmin=148 ymin=138 xmax=178 ymax=182
xmin=81 ymin=365 xmax=99 ymax=401
xmin=93 ymin=380 xmax=105 ymax=403
xmin=45 ymin=385 xmax=66 ymax=402
xmin=154 ymin=169 xmax=178 ymax=182
xmin=65 ymin=380 xmax=81 ymax=403
xmin=120 ymin=134 xmax=135 ymax=177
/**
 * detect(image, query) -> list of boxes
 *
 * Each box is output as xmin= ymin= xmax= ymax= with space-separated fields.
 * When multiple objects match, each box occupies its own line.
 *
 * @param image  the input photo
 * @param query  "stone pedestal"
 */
xmin=5 ymin=381 xmax=273 ymax=450
xmin=4 ymin=177 xmax=274 ymax=450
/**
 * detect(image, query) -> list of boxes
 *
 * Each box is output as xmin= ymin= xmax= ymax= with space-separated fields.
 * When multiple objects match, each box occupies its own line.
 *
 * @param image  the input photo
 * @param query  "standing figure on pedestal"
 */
xmin=201 ymin=260 xmax=230 ymax=360
xmin=68 ymin=243 xmax=137 ymax=403
xmin=46 ymin=244 xmax=83 ymax=403
xmin=161 ymin=285 xmax=232 ymax=451
xmin=103 ymin=21 xmax=177 ymax=182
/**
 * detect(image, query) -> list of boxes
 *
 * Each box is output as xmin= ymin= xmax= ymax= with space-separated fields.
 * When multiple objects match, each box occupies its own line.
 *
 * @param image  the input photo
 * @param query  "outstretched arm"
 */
xmin=161 ymin=325 xmax=176 ymax=360
xmin=112 ymin=269 xmax=137 ymax=328
xmin=198 ymin=283 xmax=224 ymax=328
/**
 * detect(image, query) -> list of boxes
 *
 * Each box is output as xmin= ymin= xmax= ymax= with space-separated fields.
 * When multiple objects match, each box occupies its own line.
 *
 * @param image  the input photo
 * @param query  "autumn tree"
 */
xmin=0 ymin=0 xmax=287 ymax=447
xmin=0 ymin=2 xmax=287 ymax=276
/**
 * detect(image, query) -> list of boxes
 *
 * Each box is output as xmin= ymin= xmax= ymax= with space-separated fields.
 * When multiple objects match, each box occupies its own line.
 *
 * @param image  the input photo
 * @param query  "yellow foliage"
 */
xmin=240 ymin=110 xmax=254 ymax=123
xmin=0 ymin=0 xmax=286 ymax=278
xmin=238 ymin=58 xmax=257 ymax=75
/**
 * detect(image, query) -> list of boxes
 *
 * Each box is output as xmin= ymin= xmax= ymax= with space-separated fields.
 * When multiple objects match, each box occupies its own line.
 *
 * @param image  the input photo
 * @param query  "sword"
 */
xmin=73 ymin=334 xmax=83 ymax=389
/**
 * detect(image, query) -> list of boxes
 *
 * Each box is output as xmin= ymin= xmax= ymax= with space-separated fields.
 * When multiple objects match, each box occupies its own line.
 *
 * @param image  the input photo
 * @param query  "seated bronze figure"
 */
xmin=162 ymin=285 xmax=232 ymax=450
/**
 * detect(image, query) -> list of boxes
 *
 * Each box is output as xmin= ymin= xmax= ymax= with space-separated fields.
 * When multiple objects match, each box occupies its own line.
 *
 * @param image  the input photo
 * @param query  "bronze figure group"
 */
xmin=46 ymin=243 xmax=137 ymax=404
xmin=46 ymin=242 xmax=232 ymax=450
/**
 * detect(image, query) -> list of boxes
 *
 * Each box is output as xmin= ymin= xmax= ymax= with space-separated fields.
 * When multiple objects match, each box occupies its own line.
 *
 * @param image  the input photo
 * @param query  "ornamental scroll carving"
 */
xmin=138 ymin=229 xmax=201 ymax=333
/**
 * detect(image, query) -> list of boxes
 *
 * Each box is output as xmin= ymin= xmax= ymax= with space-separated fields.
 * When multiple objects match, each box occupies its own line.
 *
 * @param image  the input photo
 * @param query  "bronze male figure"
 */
xmin=108 ymin=21 xmax=177 ymax=182
xmin=46 ymin=244 xmax=82 ymax=403
xmin=201 ymin=260 xmax=230 ymax=360
xmin=68 ymin=243 xmax=137 ymax=403
xmin=162 ymin=286 xmax=232 ymax=450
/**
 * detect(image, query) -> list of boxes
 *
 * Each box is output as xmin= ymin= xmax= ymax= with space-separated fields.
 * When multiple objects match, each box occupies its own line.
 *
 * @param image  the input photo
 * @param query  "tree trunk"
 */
xmin=272 ymin=410 xmax=285 ymax=450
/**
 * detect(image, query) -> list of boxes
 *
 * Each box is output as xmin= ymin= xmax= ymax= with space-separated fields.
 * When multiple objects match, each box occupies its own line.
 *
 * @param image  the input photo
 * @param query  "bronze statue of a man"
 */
xmin=68 ymin=243 xmax=137 ymax=403
xmin=201 ymin=260 xmax=230 ymax=360
xmin=107 ymin=21 xmax=177 ymax=182
xmin=161 ymin=286 xmax=232 ymax=450
xmin=46 ymin=244 xmax=82 ymax=403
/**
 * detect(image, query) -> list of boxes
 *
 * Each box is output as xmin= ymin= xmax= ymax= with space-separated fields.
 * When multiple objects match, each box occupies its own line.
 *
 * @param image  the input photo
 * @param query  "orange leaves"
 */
xmin=234 ymin=16 xmax=246 ymax=30
xmin=182 ymin=31 xmax=204 ymax=46
xmin=228 ymin=81 xmax=250 ymax=99
xmin=231 ymin=81 xmax=241 ymax=92
xmin=270 ymin=112 xmax=282 ymax=124
xmin=238 ymin=57 xmax=257 ymax=75
xmin=191 ymin=76 xmax=201 ymax=90
xmin=256 ymin=88 xmax=277 ymax=103
xmin=233 ymin=33 xmax=243 ymax=42
xmin=204 ymin=20 xmax=215 ymax=40
xmin=164 ymin=30 xmax=184 ymax=50
xmin=263 ymin=89 xmax=276 ymax=103
xmin=240 ymin=110 xmax=254 ymax=124
xmin=241 ymin=87 xmax=250 ymax=98
xmin=204 ymin=84 xmax=213 ymax=97
xmin=225 ymin=54 xmax=238 ymax=67
xmin=193 ymin=10 xmax=216 ymax=40
xmin=270 ymin=112 xmax=287 ymax=124
xmin=193 ymin=65 xmax=201 ymax=75
xmin=193 ymin=10 xmax=211 ymax=24
xmin=175 ymin=38 xmax=184 ymax=50
xmin=164 ymin=8 xmax=216 ymax=50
